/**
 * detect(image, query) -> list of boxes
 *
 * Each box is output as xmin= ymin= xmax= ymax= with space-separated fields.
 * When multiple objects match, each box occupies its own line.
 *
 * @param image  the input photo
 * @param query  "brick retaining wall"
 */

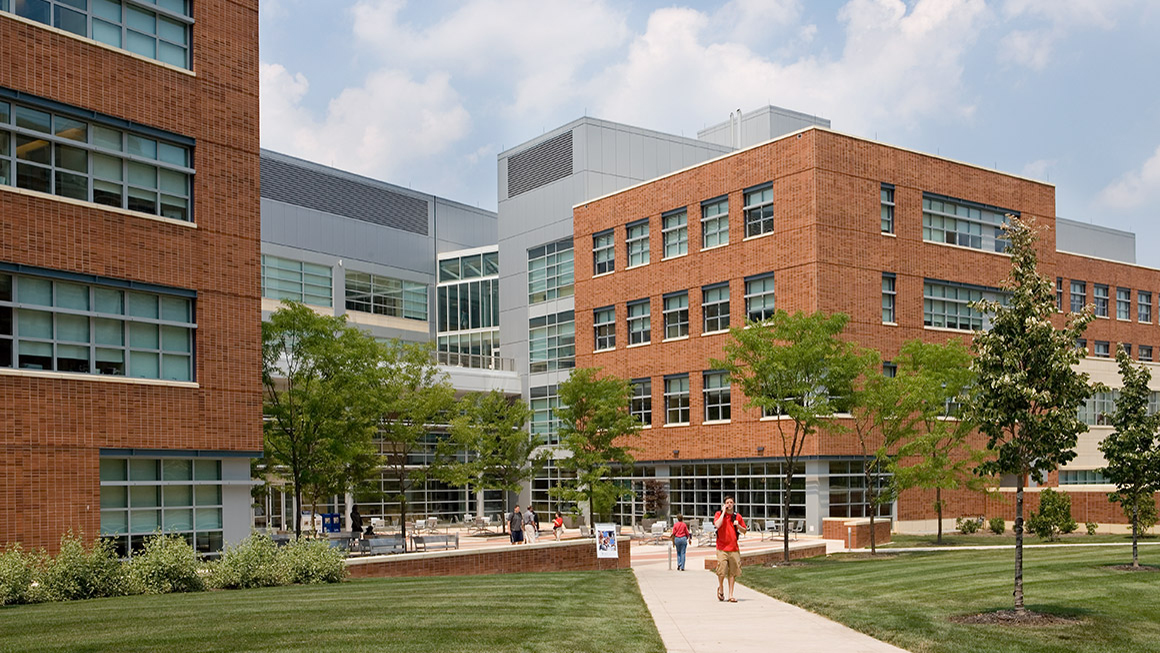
xmin=703 ymin=541 xmax=828 ymax=570
xmin=346 ymin=537 xmax=631 ymax=578
xmin=822 ymin=518 xmax=893 ymax=549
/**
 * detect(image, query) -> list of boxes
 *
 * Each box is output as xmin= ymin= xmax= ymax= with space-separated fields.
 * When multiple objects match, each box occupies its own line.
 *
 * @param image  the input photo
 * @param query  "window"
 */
xmin=529 ymin=311 xmax=575 ymax=373
xmin=439 ymin=252 xmax=498 ymax=282
xmin=627 ymin=299 xmax=650 ymax=345
xmin=2 ymin=0 xmax=193 ymax=68
xmin=924 ymin=279 xmax=1000 ymax=331
xmin=530 ymin=385 xmax=561 ymax=445
xmin=829 ymin=461 xmax=892 ymax=518
xmin=745 ymin=273 xmax=775 ymax=322
xmin=593 ymin=230 xmax=615 ymax=275
xmin=1076 ymin=338 xmax=1087 ymax=354
xmin=1094 ymin=284 xmax=1109 ymax=317
xmin=1094 ymin=341 xmax=1110 ymax=358
xmin=527 ymin=239 xmax=574 ymax=304
xmin=663 ymin=292 xmax=689 ymax=340
xmin=1070 ymin=281 xmax=1086 ymax=313
xmin=626 ymin=220 xmax=649 ymax=268
xmin=1117 ymin=287 xmax=1131 ymax=320
xmin=922 ymin=194 xmax=1012 ymax=252
xmin=703 ymin=371 xmax=730 ymax=422
xmin=1 ymin=270 xmax=194 ymax=381
xmin=882 ymin=273 xmax=896 ymax=323
xmin=662 ymin=209 xmax=688 ymax=259
xmin=1139 ymin=291 xmax=1152 ymax=323
xmin=664 ymin=374 xmax=690 ymax=425
xmin=100 ymin=457 xmax=224 ymax=558
xmin=702 ymin=283 xmax=729 ymax=333
xmin=0 ymin=96 xmax=193 ymax=220
xmin=594 ymin=306 xmax=616 ymax=351
xmin=1140 ymin=345 xmax=1153 ymax=362
xmin=630 ymin=378 xmax=652 ymax=426
xmin=1059 ymin=470 xmax=1108 ymax=485
xmin=883 ymin=362 xmax=897 ymax=377
xmin=1056 ymin=278 xmax=1063 ymax=312
xmin=744 ymin=185 xmax=774 ymax=237
xmin=1078 ymin=390 xmax=1118 ymax=425
xmin=261 ymin=255 xmax=332 ymax=307
xmin=701 ymin=196 xmax=729 ymax=248
xmin=347 ymin=271 xmax=427 ymax=321
xmin=1123 ymin=343 xmax=1132 ymax=358
xmin=437 ymin=278 xmax=498 ymax=332
xmin=880 ymin=184 xmax=895 ymax=234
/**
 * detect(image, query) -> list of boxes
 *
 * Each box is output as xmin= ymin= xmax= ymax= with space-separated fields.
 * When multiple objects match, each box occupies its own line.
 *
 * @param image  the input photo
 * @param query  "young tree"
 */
xmin=261 ymin=301 xmax=382 ymax=539
xmin=1100 ymin=346 xmax=1160 ymax=568
xmin=553 ymin=368 xmax=641 ymax=526
xmin=373 ymin=340 xmax=457 ymax=549
xmin=713 ymin=310 xmax=862 ymax=563
xmin=968 ymin=215 xmax=1093 ymax=616
xmin=892 ymin=339 xmax=988 ymax=544
xmin=434 ymin=389 xmax=542 ymax=518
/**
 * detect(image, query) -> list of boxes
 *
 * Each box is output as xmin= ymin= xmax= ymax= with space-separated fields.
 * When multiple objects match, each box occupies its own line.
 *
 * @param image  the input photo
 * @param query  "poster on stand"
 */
xmin=595 ymin=523 xmax=618 ymax=559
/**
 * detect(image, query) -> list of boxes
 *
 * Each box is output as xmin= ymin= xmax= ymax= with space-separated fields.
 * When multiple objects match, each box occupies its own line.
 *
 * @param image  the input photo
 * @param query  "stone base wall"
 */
xmin=703 ymin=542 xmax=827 ymax=570
xmin=346 ymin=537 xmax=630 ymax=578
xmin=822 ymin=518 xmax=893 ymax=549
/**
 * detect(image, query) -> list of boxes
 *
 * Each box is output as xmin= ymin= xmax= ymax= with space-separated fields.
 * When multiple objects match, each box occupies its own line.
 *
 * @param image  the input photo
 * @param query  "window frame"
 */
xmin=921 ymin=193 xmax=1013 ymax=253
xmin=663 ymin=291 xmax=689 ymax=340
xmin=662 ymin=209 xmax=688 ymax=259
xmin=347 ymin=270 xmax=428 ymax=322
xmin=593 ymin=306 xmax=616 ymax=352
xmin=1140 ymin=345 xmax=1153 ymax=362
xmin=882 ymin=272 xmax=896 ymax=324
xmin=701 ymin=196 xmax=729 ymax=249
xmin=527 ymin=238 xmax=574 ymax=304
xmin=1070 ymin=280 xmax=1086 ymax=313
xmin=528 ymin=310 xmax=575 ymax=373
xmin=743 ymin=184 xmax=774 ymax=238
xmin=1093 ymin=284 xmax=1109 ymax=318
xmin=626 ymin=219 xmax=650 ymax=268
xmin=630 ymin=378 xmax=652 ymax=427
xmin=1094 ymin=341 xmax=1110 ymax=358
xmin=880 ymin=183 xmax=895 ymax=234
xmin=262 ymin=255 xmax=332 ymax=307
xmin=744 ymin=273 xmax=775 ymax=322
xmin=592 ymin=229 xmax=615 ymax=276
xmin=702 ymin=282 xmax=730 ymax=334
xmin=1116 ymin=287 xmax=1131 ymax=320
xmin=627 ymin=299 xmax=651 ymax=346
xmin=702 ymin=370 xmax=731 ymax=422
xmin=664 ymin=374 xmax=690 ymax=425
xmin=1139 ymin=291 xmax=1152 ymax=323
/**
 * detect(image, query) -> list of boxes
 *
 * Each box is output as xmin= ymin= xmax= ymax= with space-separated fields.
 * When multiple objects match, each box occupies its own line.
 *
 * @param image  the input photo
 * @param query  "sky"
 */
xmin=259 ymin=0 xmax=1160 ymax=267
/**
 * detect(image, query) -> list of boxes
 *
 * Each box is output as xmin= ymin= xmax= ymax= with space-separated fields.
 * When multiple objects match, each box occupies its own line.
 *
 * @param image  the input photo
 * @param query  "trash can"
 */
xmin=321 ymin=513 xmax=340 ymax=533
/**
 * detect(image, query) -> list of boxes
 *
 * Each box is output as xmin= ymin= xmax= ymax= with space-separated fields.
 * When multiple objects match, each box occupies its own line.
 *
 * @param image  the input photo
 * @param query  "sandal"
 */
xmin=717 ymin=587 xmax=724 ymax=602
xmin=728 ymin=598 xmax=738 ymax=603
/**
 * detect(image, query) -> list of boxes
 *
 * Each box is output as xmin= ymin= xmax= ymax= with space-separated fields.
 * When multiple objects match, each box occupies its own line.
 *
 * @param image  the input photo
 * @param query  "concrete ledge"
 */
xmin=822 ymin=517 xmax=892 ymax=549
xmin=703 ymin=541 xmax=827 ymax=570
xmin=346 ymin=536 xmax=631 ymax=578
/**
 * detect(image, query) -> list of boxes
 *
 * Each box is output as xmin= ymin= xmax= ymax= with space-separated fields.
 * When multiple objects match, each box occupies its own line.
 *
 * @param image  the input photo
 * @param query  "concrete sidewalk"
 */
xmin=633 ymin=560 xmax=908 ymax=653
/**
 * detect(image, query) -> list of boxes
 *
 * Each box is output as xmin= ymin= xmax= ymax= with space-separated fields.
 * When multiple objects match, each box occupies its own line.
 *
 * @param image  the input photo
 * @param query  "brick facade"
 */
xmin=346 ymin=538 xmax=631 ymax=579
xmin=0 ymin=3 xmax=260 ymax=551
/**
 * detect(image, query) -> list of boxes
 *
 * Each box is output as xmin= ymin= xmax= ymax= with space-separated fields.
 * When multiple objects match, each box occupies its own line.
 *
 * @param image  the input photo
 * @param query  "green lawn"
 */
xmin=0 ymin=570 xmax=663 ymax=653
xmin=742 ymin=546 xmax=1160 ymax=653
xmin=881 ymin=532 xmax=1159 ymax=548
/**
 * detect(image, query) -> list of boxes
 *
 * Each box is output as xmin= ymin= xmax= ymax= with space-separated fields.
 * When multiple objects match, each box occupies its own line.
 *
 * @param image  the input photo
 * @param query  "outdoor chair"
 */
xmin=697 ymin=519 xmax=716 ymax=547
xmin=648 ymin=521 xmax=666 ymax=545
xmin=790 ymin=518 xmax=805 ymax=540
xmin=632 ymin=523 xmax=647 ymax=539
xmin=763 ymin=519 xmax=781 ymax=540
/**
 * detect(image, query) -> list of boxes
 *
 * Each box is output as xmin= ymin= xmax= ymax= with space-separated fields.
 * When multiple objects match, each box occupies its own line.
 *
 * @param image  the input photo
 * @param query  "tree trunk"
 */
xmin=1132 ymin=501 xmax=1139 ymax=569
xmin=1014 ymin=478 xmax=1025 ymax=615
xmin=866 ymin=464 xmax=876 ymax=555
xmin=293 ymin=476 xmax=303 ymax=540
xmin=935 ymin=488 xmax=943 ymax=544
xmin=400 ymin=494 xmax=408 ymax=553
xmin=782 ymin=469 xmax=791 ymax=564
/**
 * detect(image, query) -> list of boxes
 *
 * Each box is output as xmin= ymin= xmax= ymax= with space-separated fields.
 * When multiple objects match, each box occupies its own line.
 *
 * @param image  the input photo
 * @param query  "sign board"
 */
xmin=595 ymin=523 xmax=618 ymax=559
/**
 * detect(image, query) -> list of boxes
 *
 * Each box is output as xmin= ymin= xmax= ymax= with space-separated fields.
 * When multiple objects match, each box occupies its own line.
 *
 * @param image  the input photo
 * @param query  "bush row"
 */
xmin=0 ymin=532 xmax=346 ymax=606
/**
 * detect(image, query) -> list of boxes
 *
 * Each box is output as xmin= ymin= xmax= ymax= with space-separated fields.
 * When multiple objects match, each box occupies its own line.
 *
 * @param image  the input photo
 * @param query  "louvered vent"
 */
xmin=261 ymin=156 xmax=429 ymax=235
xmin=507 ymin=130 xmax=573 ymax=197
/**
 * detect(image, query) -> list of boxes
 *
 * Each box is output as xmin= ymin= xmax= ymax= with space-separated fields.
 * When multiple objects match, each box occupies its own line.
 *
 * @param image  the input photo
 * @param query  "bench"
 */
xmin=412 ymin=533 xmax=459 ymax=551
xmin=361 ymin=537 xmax=406 ymax=555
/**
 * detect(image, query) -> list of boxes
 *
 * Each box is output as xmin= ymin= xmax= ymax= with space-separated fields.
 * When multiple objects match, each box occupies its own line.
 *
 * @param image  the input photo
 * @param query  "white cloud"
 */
xmin=997 ymin=0 xmax=1134 ymax=70
xmin=709 ymin=0 xmax=805 ymax=49
xmin=260 ymin=62 xmax=471 ymax=181
xmin=1098 ymin=144 xmax=1160 ymax=210
xmin=1020 ymin=158 xmax=1056 ymax=181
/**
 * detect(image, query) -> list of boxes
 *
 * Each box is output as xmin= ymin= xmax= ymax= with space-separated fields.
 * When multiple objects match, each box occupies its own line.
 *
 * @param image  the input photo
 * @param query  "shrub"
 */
xmin=208 ymin=534 xmax=284 ymax=589
xmin=0 ymin=544 xmax=41 ymax=605
xmin=1113 ymin=492 xmax=1159 ymax=533
xmin=37 ymin=532 xmax=128 ymax=602
xmin=1086 ymin=521 xmax=1098 ymax=536
xmin=988 ymin=517 xmax=1005 ymax=535
xmin=278 ymin=537 xmax=347 ymax=585
xmin=956 ymin=517 xmax=979 ymax=534
xmin=1027 ymin=488 xmax=1078 ymax=541
xmin=128 ymin=534 xmax=205 ymax=595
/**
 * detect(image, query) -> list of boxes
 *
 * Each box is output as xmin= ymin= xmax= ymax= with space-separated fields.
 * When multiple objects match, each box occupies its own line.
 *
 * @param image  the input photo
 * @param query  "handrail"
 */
xmin=433 ymin=350 xmax=516 ymax=371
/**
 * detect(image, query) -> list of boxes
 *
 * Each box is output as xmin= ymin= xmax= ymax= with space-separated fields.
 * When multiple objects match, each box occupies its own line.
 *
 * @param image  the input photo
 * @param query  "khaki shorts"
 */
xmin=716 ymin=550 xmax=742 ymax=579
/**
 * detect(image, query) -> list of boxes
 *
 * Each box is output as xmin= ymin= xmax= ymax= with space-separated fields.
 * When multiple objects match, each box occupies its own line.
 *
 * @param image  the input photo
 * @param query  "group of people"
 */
xmin=505 ymin=506 xmax=567 ymax=544
xmin=670 ymin=495 xmax=747 ymax=603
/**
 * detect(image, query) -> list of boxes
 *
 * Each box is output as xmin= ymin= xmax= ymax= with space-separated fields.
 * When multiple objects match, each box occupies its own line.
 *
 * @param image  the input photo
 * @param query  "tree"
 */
xmin=968 ymin=215 xmax=1093 ymax=615
xmin=892 ymin=339 xmax=988 ymax=544
xmin=261 ymin=301 xmax=382 ymax=539
xmin=1027 ymin=488 xmax=1077 ymax=541
xmin=553 ymin=368 xmax=641 ymax=526
xmin=373 ymin=341 xmax=457 ymax=549
xmin=713 ymin=310 xmax=862 ymax=563
xmin=1100 ymin=346 xmax=1160 ymax=568
xmin=434 ymin=389 xmax=541 ymax=518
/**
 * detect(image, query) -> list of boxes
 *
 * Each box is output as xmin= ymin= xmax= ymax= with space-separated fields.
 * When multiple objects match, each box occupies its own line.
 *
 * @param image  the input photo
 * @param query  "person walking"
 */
xmin=714 ymin=496 xmax=747 ymax=602
xmin=349 ymin=506 xmax=363 ymax=541
xmin=507 ymin=505 xmax=524 ymax=545
xmin=552 ymin=511 xmax=565 ymax=541
xmin=524 ymin=505 xmax=539 ymax=543
xmin=670 ymin=514 xmax=691 ymax=571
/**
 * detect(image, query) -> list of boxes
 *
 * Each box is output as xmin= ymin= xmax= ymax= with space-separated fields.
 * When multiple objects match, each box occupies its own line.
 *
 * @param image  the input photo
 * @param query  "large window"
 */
xmin=1 ymin=270 xmax=194 ymax=381
xmin=1117 ymin=287 xmax=1131 ymax=320
xmin=745 ymin=273 xmax=775 ymax=322
xmin=1 ymin=0 xmax=192 ymax=68
xmin=437 ymin=278 xmax=497 ymax=332
xmin=628 ymin=299 xmax=650 ymax=345
xmin=1139 ymin=291 xmax=1152 ymax=323
xmin=880 ymin=183 xmax=895 ymax=234
xmin=922 ymin=194 xmax=1011 ymax=252
xmin=347 ymin=271 xmax=427 ymax=321
xmin=530 ymin=385 xmax=561 ymax=445
xmin=1070 ymin=280 xmax=1086 ymax=313
xmin=626 ymin=219 xmax=649 ymax=268
xmin=923 ymin=279 xmax=999 ymax=331
xmin=261 ymin=255 xmax=332 ymax=307
xmin=744 ymin=185 xmax=774 ymax=238
xmin=1094 ymin=284 xmax=1109 ymax=318
xmin=702 ymin=283 xmax=729 ymax=333
xmin=1094 ymin=341 xmax=1110 ymax=358
xmin=529 ymin=311 xmax=575 ymax=373
xmin=439 ymin=251 xmax=498 ymax=282
xmin=100 ymin=457 xmax=224 ymax=557
xmin=1078 ymin=390 xmax=1119 ymax=426
xmin=1059 ymin=470 xmax=1108 ymax=485
xmin=701 ymin=196 xmax=729 ymax=249
xmin=662 ymin=209 xmax=688 ymax=259
xmin=703 ymin=371 xmax=730 ymax=422
xmin=1140 ymin=345 xmax=1153 ymax=362
xmin=663 ymin=291 xmax=689 ymax=340
xmin=664 ymin=374 xmax=690 ymax=425
xmin=0 ymin=96 xmax=193 ymax=221
xmin=594 ymin=306 xmax=615 ymax=351
xmin=527 ymin=239 xmax=574 ymax=304
xmin=828 ymin=461 xmax=892 ymax=518
xmin=593 ymin=230 xmax=615 ymax=275
xmin=630 ymin=378 xmax=652 ymax=426
xmin=882 ymin=273 xmax=896 ymax=323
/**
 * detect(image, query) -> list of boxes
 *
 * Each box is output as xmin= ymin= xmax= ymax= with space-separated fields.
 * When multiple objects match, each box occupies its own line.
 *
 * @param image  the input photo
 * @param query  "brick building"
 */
xmin=0 ymin=1 xmax=260 ymax=554
xmin=571 ymin=126 xmax=1160 ymax=534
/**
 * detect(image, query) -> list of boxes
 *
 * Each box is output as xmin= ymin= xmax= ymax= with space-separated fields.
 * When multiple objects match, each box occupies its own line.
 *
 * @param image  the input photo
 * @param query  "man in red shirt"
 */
xmin=714 ymin=496 xmax=747 ymax=602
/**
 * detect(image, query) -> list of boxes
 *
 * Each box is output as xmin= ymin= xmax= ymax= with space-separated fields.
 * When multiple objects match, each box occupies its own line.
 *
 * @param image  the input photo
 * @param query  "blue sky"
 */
xmin=260 ymin=0 xmax=1160 ymax=267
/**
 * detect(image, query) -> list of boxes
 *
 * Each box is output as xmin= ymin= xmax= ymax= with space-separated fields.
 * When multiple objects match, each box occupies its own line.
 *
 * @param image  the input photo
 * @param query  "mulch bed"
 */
xmin=1106 ymin=564 xmax=1160 ymax=572
xmin=950 ymin=610 xmax=1083 ymax=627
